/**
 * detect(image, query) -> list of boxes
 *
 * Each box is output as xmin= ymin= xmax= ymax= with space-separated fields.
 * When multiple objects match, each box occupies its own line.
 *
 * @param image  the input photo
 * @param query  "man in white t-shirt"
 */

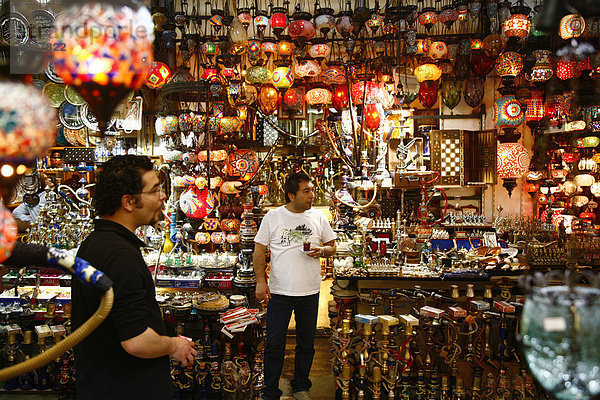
xmin=253 ymin=172 xmax=337 ymax=400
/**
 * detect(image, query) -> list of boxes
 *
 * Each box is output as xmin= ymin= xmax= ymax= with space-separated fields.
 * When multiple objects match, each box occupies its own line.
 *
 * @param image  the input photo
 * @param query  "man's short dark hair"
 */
xmin=94 ymin=155 xmax=154 ymax=216
xmin=284 ymin=171 xmax=311 ymax=203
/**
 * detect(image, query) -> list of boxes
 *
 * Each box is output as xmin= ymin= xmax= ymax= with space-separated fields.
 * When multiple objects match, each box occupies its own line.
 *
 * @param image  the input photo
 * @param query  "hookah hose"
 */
xmin=0 ymin=242 xmax=113 ymax=382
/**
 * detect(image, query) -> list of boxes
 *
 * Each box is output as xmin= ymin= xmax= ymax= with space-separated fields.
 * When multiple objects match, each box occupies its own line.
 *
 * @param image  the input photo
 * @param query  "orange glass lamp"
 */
xmin=145 ymin=62 xmax=171 ymax=89
xmin=51 ymin=2 xmax=154 ymax=135
xmin=559 ymin=14 xmax=585 ymax=40
xmin=414 ymin=62 xmax=442 ymax=83
xmin=305 ymin=88 xmax=332 ymax=107
xmin=497 ymin=142 xmax=531 ymax=197
xmin=503 ymin=14 xmax=530 ymax=40
xmin=418 ymin=8 xmax=438 ymax=31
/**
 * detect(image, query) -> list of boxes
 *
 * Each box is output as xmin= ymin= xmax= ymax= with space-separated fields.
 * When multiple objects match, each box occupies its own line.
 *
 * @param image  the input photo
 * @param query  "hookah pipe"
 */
xmin=415 ymin=171 xmax=448 ymax=226
xmin=0 ymin=242 xmax=113 ymax=381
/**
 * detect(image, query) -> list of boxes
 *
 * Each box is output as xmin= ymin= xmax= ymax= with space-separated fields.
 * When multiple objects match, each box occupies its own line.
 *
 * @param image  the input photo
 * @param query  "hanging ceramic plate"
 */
xmin=81 ymin=102 xmax=116 ymax=132
xmin=64 ymin=85 xmax=85 ymax=106
xmin=42 ymin=83 xmax=66 ymax=107
xmin=76 ymin=127 xmax=87 ymax=146
xmin=28 ymin=9 xmax=54 ymax=49
xmin=63 ymin=126 xmax=79 ymax=146
xmin=45 ymin=61 xmax=64 ymax=83
xmin=0 ymin=12 xmax=30 ymax=46
xmin=58 ymin=101 xmax=84 ymax=130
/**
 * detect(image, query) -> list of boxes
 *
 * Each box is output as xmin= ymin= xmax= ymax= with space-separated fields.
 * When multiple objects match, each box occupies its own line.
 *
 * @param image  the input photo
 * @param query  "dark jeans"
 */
xmin=262 ymin=292 xmax=319 ymax=400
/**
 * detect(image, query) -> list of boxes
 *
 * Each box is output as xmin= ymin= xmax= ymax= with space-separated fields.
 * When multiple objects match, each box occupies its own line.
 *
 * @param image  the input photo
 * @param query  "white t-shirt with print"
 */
xmin=254 ymin=206 xmax=337 ymax=296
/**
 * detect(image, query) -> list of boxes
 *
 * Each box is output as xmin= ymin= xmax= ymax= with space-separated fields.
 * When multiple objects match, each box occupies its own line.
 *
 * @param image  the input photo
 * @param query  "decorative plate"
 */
xmin=29 ymin=9 xmax=54 ymax=48
xmin=64 ymin=85 xmax=85 ymax=106
xmin=58 ymin=101 xmax=84 ymax=130
xmin=0 ymin=12 xmax=30 ymax=46
xmin=56 ymin=126 xmax=69 ymax=146
xmin=63 ymin=126 xmax=79 ymax=146
xmin=42 ymin=83 xmax=66 ymax=107
xmin=81 ymin=102 xmax=116 ymax=131
xmin=45 ymin=61 xmax=64 ymax=83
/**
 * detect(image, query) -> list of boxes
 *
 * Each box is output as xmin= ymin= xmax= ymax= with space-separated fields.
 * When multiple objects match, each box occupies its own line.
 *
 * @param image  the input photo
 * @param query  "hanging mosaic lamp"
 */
xmin=283 ymin=88 xmax=303 ymax=108
xmin=245 ymin=66 xmax=272 ymax=85
xmin=526 ymin=90 xmax=545 ymax=123
xmin=438 ymin=6 xmax=459 ymax=29
xmin=271 ymin=67 xmax=294 ymax=90
xmin=496 ymin=51 xmax=524 ymax=84
xmin=414 ymin=62 xmax=442 ymax=83
xmin=288 ymin=18 xmax=316 ymax=46
xmin=0 ymin=82 xmax=57 ymax=168
xmin=315 ymin=8 xmax=336 ymax=36
xmin=336 ymin=14 xmax=355 ymax=37
xmin=145 ymin=61 xmax=171 ymax=89
xmin=366 ymin=13 xmax=384 ymax=34
xmin=556 ymin=60 xmax=578 ymax=80
xmin=237 ymin=8 xmax=252 ymax=30
xmin=503 ymin=14 xmax=530 ymax=40
xmin=441 ymin=80 xmax=462 ymax=111
xmin=270 ymin=7 xmax=289 ymax=38
xmin=254 ymin=11 xmax=270 ymax=38
xmin=428 ymin=41 xmax=448 ymax=59
xmin=308 ymin=43 xmax=331 ymax=62
xmin=418 ymin=8 xmax=438 ymax=32
xmin=258 ymin=84 xmax=279 ymax=115
xmin=351 ymin=81 xmax=380 ymax=104
xmin=322 ymin=65 xmax=347 ymax=85
xmin=482 ymin=34 xmax=506 ymax=58
xmin=305 ymin=88 xmax=332 ymax=107
xmin=364 ymin=104 xmax=382 ymax=131
xmin=295 ymin=59 xmax=322 ymax=78
xmin=419 ymin=81 xmax=439 ymax=109
xmin=559 ymin=14 xmax=585 ymax=40
xmin=497 ymin=142 xmax=531 ymax=196
xmin=494 ymin=95 xmax=525 ymax=128
xmin=51 ymin=1 xmax=154 ymax=135
xmin=527 ymin=50 xmax=553 ymax=82
xmin=471 ymin=53 xmax=495 ymax=77
xmin=332 ymin=84 xmax=350 ymax=112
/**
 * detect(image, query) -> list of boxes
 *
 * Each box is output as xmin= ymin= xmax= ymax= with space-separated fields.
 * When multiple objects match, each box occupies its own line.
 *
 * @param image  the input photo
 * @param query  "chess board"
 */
xmin=431 ymin=130 xmax=464 ymax=185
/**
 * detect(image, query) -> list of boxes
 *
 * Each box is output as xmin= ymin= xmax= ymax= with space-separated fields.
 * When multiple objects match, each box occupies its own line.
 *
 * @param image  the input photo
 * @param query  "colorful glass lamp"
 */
xmin=497 ymin=142 xmax=531 ymax=196
xmin=51 ymin=1 xmax=154 ymax=135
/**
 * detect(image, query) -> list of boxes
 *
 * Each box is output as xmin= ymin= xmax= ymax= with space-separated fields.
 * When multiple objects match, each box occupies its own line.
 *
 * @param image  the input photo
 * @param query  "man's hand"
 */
xmin=307 ymin=246 xmax=323 ymax=259
xmin=255 ymin=280 xmax=271 ymax=305
xmin=169 ymin=336 xmax=197 ymax=367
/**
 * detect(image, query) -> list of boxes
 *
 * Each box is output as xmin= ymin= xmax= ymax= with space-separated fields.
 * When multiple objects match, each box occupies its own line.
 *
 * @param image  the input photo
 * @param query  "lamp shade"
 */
xmin=428 ymin=41 xmax=448 ymax=59
xmin=364 ymin=104 xmax=381 ymax=131
xmin=496 ymin=52 xmax=524 ymax=77
xmin=51 ymin=1 xmax=154 ymax=134
xmin=414 ymin=63 xmax=442 ymax=82
xmin=322 ymin=66 xmax=347 ymax=85
xmin=528 ymin=50 xmax=553 ymax=82
xmin=283 ymin=88 xmax=303 ymax=108
xmin=258 ymin=84 xmax=279 ymax=115
xmin=305 ymin=88 xmax=332 ymax=105
xmin=503 ymin=14 xmax=530 ymax=39
xmin=0 ymin=82 xmax=57 ymax=165
xmin=145 ymin=62 xmax=171 ymax=89
xmin=559 ymin=14 xmax=585 ymax=40
xmin=271 ymin=67 xmax=294 ymax=89
xmin=270 ymin=11 xmax=289 ymax=36
xmin=497 ymin=142 xmax=530 ymax=179
xmin=494 ymin=95 xmax=525 ymax=127
xmin=351 ymin=81 xmax=380 ymax=104
xmin=288 ymin=19 xmax=316 ymax=45
xmin=295 ymin=59 xmax=321 ymax=78
xmin=332 ymin=84 xmax=349 ymax=111
xmin=245 ymin=66 xmax=272 ymax=84
xmin=308 ymin=43 xmax=331 ymax=60
xmin=526 ymin=90 xmax=545 ymax=122
xmin=418 ymin=9 xmax=438 ymax=31
xmin=315 ymin=13 xmax=336 ymax=36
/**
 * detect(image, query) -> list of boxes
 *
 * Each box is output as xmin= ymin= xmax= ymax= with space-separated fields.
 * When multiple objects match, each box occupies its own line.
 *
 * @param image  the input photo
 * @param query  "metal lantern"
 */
xmin=51 ymin=1 xmax=154 ymax=134
xmin=503 ymin=14 xmax=530 ymax=40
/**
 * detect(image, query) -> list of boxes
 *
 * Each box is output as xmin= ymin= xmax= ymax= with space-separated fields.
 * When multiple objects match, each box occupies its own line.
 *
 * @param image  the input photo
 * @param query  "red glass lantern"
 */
xmin=471 ymin=53 xmax=494 ymax=77
xmin=270 ymin=9 xmax=288 ymax=38
xmin=145 ymin=62 xmax=171 ymax=89
xmin=556 ymin=60 xmax=578 ymax=80
xmin=283 ymin=88 xmax=303 ymax=108
xmin=526 ymin=90 xmax=545 ymax=122
xmin=364 ymin=104 xmax=381 ymax=131
xmin=201 ymin=68 xmax=219 ymax=81
xmin=288 ymin=19 xmax=316 ymax=46
xmin=419 ymin=81 xmax=439 ymax=109
xmin=333 ymin=84 xmax=349 ymax=111
xmin=504 ymin=14 xmax=530 ymax=40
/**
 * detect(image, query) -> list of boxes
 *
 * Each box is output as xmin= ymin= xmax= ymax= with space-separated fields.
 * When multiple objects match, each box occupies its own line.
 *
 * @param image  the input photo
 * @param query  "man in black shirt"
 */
xmin=72 ymin=155 xmax=196 ymax=399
